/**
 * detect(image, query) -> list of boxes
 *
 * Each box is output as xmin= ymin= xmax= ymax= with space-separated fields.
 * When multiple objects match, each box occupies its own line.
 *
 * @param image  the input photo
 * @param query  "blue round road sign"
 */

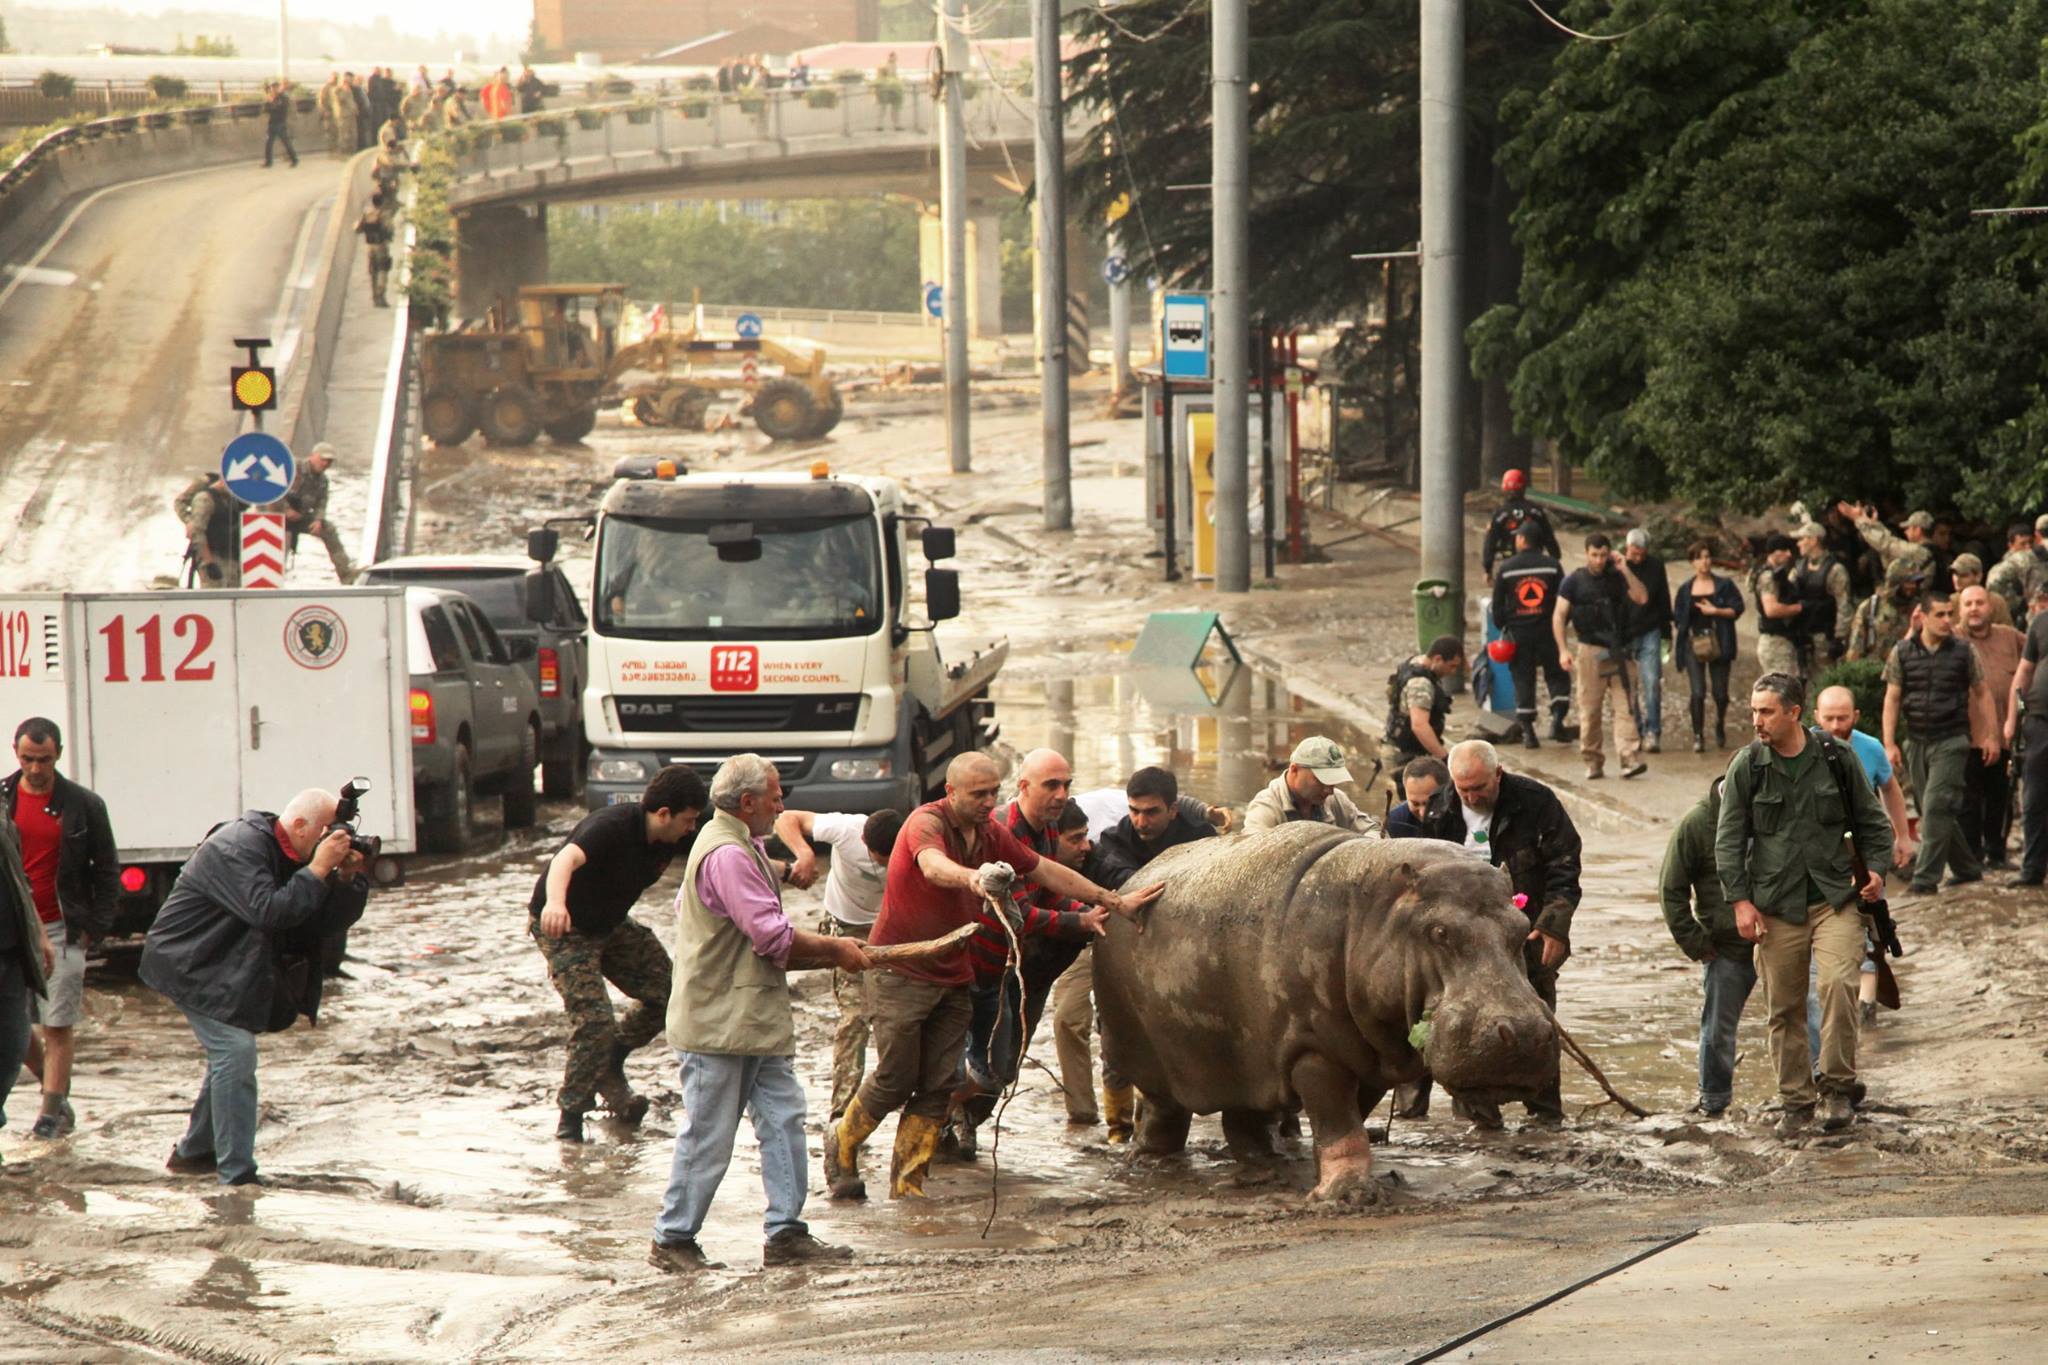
xmin=219 ymin=431 xmax=295 ymax=506
xmin=924 ymin=282 xmax=944 ymax=319
xmin=734 ymin=312 xmax=764 ymax=339
xmin=1103 ymin=253 xmax=1130 ymax=286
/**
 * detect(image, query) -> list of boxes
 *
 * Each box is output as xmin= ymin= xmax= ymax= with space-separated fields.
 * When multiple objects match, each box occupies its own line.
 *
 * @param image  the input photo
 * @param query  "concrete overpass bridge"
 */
xmin=445 ymin=84 xmax=1102 ymax=337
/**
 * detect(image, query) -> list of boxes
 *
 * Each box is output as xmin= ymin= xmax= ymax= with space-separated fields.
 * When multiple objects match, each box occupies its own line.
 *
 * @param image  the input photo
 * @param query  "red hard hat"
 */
xmin=1502 ymin=468 xmax=1528 ymax=493
xmin=1487 ymin=637 xmax=1517 ymax=663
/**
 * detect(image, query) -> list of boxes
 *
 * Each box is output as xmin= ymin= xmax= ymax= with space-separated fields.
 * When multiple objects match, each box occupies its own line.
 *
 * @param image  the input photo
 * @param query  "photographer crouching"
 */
xmin=141 ymin=788 xmax=370 ymax=1186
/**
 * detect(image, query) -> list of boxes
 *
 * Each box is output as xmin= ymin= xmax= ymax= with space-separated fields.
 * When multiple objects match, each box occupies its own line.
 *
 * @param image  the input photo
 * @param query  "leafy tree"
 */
xmin=548 ymin=200 xmax=921 ymax=313
xmin=1479 ymin=0 xmax=2048 ymax=519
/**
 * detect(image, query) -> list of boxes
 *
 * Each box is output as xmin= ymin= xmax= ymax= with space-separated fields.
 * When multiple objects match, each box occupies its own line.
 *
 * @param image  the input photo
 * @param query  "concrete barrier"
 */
xmin=267 ymin=148 xmax=373 ymax=459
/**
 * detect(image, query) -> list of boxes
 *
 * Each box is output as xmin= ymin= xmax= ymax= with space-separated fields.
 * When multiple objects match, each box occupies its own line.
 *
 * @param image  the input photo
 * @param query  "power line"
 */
xmin=1518 ymin=0 xmax=1648 ymax=43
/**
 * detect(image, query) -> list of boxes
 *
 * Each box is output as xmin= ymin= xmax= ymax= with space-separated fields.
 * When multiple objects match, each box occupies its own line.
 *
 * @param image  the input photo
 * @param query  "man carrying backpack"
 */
xmin=1714 ymin=672 xmax=1894 ymax=1136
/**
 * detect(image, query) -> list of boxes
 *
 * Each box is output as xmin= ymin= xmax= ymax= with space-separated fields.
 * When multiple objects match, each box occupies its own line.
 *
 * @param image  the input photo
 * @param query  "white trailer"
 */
xmin=0 ymin=588 xmax=414 ymax=934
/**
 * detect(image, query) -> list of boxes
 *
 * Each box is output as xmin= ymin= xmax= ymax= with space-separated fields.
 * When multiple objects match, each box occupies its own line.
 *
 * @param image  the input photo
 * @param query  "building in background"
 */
xmin=532 ymin=1 xmax=880 ymax=63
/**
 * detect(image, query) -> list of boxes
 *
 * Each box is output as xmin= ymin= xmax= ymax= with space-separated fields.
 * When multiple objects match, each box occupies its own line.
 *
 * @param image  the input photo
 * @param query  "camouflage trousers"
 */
xmin=1756 ymin=634 xmax=1803 ymax=681
xmin=825 ymin=917 xmax=870 ymax=1120
xmin=530 ymin=916 xmax=672 ymax=1114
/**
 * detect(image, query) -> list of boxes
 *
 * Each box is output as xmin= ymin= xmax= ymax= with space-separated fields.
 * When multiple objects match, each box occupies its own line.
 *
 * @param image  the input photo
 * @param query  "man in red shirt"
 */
xmin=4 ymin=718 xmax=118 ymax=1140
xmin=824 ymin=751 xmax=1161 ymax=1200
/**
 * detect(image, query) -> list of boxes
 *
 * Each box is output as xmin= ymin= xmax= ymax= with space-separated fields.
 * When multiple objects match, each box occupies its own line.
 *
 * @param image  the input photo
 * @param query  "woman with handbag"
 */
xmin=1673 ymin=541 xmax=1746 ymax=751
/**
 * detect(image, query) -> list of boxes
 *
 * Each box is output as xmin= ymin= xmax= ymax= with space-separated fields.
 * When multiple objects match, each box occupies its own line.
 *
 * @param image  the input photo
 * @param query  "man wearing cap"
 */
xmin=283 ymin=444 xmax=355 ymax=584
xmin=1986 ymin=523 xmax=2043 ymax=621
xmin=1622 ymin=530 xmax=1673 ymax=753
xmin=1847 ymin=557 xmax=1926 ymax=664
xmin=1840 ymin=502 xmax=1939 ymax=587
xmin=1792 ymin=521 xmax=1852 ymax=680
xmin=1950 ymin=554 xmax=2012 ymax=628
xmin=1243 ymin=738 xmax=1380 ymax=835
xmin=1482 ymin=468 xmax=1559 ymax=584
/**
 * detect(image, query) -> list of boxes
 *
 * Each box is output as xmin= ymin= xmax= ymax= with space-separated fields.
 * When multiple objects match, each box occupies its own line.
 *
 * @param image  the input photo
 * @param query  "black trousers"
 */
xmin=1506 ymin=628 xmax=1570 ymax=728
xmin=263 ymin=126 xmax=297 ymax=166
xmin=1962 ymin=747 xmax=2013 ymax=864
xmin=2018 ymin=716 xmax=2048 ymax=879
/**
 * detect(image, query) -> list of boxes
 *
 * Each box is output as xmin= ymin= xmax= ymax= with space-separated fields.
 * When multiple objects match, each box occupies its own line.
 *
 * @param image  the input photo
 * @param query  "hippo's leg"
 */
xmin=1134 ymin=1092 xmax=1192 ymax=1155
xmin=1221 ymin=1109 xmax=1281 ymax=1162
xmin=1290 ymin=1052 xmax=1377 ymax=1204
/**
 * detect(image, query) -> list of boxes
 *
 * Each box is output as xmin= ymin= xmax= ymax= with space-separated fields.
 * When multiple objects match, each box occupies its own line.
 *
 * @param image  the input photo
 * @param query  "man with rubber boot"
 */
xmin=1489 ymin=521 xmax=1570 ymax=748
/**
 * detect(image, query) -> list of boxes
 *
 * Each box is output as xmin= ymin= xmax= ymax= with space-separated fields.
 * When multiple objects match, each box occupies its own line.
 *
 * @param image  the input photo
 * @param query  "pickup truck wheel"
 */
xmin=420 ymin=745 xmax=474 ymax=854
xmin=541 ymin=728 xmax=585 ymax=798
xmin=503 ymin=723 xmax=540 ymax=828
xmin=480 ymin=385 xmax=543 ymax=446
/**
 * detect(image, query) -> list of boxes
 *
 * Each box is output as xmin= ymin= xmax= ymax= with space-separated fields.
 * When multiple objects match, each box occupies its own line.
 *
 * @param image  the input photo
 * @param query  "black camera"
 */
xmin=330 ymin=776 xmax=382 ymax=859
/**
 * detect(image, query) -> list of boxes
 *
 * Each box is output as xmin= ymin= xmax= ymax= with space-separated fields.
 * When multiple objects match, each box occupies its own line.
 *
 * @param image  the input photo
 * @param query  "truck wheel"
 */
xmin=423 ymin=388 xmax=476 ymax=446
xmin=753 ymin=378 xmax=816 ymax=441
xmin=805 ymin=384 xmax=844 ymax=438
xmin=543 ymin=406 xmax=598 ymax=443
xmin=503 ymin=723 xmax=540 ymax=828
xmin=541 ymin=729 xmax=586 ymax=799
xmin=420 ymin=745 xmax=474 ymax=854
xmin=632 ymin=395 xmax=663 ymax=426
xmin=480 ymin=385 xmax=543 ymax=446
xmin=659 ymin=386 xmax=710 ymax=430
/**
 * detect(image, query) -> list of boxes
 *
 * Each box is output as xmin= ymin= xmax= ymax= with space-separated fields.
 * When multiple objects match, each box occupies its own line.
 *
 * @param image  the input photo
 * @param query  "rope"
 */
xmin=978 ymin=884 xmax=1031 ymax=1239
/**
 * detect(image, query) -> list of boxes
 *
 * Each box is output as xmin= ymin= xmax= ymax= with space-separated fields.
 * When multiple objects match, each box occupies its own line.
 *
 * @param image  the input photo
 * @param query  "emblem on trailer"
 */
xmin=710 ymin=645 xmax=759 ymax=692
xmin=283 ymin=605 xmax=349 ymax=670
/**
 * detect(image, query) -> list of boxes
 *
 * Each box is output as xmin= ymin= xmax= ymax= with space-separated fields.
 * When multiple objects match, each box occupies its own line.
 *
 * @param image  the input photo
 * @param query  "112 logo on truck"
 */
xmin=710 ymin=645 xmax=759 ymax=692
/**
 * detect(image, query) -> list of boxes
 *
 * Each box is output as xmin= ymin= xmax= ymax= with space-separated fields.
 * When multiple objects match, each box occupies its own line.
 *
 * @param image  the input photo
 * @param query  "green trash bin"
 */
xmin=1413 ymin=578 xmax=1460 ymax=654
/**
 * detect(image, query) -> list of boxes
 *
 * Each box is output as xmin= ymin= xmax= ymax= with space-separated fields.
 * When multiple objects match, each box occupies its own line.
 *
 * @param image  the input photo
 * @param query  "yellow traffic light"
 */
xmin=231 ymin=365 xmax=277 ymax=411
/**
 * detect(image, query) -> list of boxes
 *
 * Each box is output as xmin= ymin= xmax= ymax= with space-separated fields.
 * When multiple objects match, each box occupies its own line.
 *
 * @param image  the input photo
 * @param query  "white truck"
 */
xmin=528 ymin=458 xmax=1005 ymax=812
xmin=0 ymin=588 xmax=415 ymax=937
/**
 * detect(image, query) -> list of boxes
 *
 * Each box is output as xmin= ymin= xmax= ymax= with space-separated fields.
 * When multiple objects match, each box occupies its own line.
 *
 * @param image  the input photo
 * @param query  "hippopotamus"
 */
xmin=1092 ymin=823 xmax=1559 ymax=1201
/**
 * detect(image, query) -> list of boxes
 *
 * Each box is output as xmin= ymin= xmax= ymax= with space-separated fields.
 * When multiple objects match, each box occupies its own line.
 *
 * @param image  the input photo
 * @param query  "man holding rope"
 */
xmin=824 ymin=751 xmax=1163 ymax=1202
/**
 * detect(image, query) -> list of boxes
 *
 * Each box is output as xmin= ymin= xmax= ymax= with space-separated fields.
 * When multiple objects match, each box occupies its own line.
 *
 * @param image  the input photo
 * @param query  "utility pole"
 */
xmin=1211 ymin=0 xmax=1251 ymax=593
xmin=1034 ymin=0 xmax=1071 ymax=528
xmin=1419 ymin=0 xmax=1467 ymax=617
xmin=938 ymin=0 xmax=972 ymax=472
xmin=277 ymin=1 xmax=290 ymax=82
xmin=1108 ymin=226 xmax=1133 ymax=398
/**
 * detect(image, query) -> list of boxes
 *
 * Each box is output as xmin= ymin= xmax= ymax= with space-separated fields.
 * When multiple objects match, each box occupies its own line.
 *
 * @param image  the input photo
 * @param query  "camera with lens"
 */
xmin=329 ymin=776 xmax=382 ymax=859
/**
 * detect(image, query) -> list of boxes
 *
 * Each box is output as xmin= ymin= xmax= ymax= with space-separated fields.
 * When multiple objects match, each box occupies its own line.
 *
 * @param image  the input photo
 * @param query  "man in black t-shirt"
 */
xmin=1554 ymin=532 xmax=1651 ymax=781
xmin=531 ymin=765 xmax=708 ymax=1142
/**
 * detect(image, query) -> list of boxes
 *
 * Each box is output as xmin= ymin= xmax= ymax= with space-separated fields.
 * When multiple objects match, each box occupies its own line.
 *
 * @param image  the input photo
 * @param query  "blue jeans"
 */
xmin=1698 ymin=954 xmax=1756 ymax=1111
xmin=176 ymin=1006 xmax=260 ymax=1184
xmin=0 ymin=952 xmax=32 ymax=1133
xmin=967 ymin=973 xmax=1024 ymax=1088
xmin=1631 ymin=629 xmax=1664 ymax=737
xmin=653 ymin=1051 xmax=809 ymax=1245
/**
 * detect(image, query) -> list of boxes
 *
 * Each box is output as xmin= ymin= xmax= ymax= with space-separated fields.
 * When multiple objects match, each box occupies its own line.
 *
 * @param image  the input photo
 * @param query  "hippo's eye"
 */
xmin=1430 ymin=924 xmax=1449 ymax=945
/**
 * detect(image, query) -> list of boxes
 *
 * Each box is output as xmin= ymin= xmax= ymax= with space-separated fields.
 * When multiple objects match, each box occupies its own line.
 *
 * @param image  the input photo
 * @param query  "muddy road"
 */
xmin=7 ymin=393 xmax=2048 ymax=1360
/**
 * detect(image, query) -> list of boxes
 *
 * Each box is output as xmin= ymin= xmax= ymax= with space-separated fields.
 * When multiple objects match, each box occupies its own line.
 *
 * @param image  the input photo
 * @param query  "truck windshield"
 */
xmin=595 ymin=513 xmax=884 ymax=639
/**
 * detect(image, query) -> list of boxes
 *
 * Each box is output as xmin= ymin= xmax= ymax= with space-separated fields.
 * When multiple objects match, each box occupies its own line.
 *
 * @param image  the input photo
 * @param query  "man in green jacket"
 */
xmin=1715 ymin=672 xmax=1894 ymax=1135
xmin=1661 ymin=777 xmax=1753 ymax=1117
xmin=648 ymin=754 xmax=870 ymax=1274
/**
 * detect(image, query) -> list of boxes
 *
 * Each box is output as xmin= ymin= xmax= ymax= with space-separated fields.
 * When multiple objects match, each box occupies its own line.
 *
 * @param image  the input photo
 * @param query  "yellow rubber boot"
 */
xmin=826 ymin=1097 xmax=880 ymax=1201
xmin=1103 ymin=1083 xmax=1137 ymax=1144
xmin=889 ymin=1113 xmax=944 ymax=1199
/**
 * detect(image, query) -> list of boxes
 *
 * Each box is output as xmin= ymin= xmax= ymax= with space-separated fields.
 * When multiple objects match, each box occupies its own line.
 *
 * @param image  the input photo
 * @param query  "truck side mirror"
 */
xmin=524 ymin=568 xmax=558 ymax=623
xmin=921 ymin=526 xmax=956 ymax=561
xmin=925 ymin=568 xmax=961 ymax=622
xmin=527 ymin=527 xmax=559 ymax=564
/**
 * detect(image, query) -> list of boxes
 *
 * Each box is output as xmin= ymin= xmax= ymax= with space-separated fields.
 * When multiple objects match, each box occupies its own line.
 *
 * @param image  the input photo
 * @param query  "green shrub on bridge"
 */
xmin=147 ymin=74 xmax=187 ymax=100
xmin=36 ymin=70 xmax=75 ymax=99
xmin=573 ymin=107 xmax=604 ymax=130
xmin=535 ymin=114 xmax=567 ymax=140
xmin=736 ymin=91 xmax=766 ymax=116
xmin=805 ymin=88 xmax=840 ymax=109
xmin=680 ymin=96 xmax=710 ymax=119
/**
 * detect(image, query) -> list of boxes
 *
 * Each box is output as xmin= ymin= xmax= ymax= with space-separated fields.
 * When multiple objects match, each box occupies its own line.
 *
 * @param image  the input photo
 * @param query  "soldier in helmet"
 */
xmin=1482 ymin=468 xmax=1559 ymax=583
xmin=283 ymin=443 xmax=356 ymax=583
xmin=1847 ymin=557 xmax=1927 ymax=663
xmin=1793 ymin=521 xmax=1852 ymax=683
xmin=173 ymin=472 xmax=239 ymax=587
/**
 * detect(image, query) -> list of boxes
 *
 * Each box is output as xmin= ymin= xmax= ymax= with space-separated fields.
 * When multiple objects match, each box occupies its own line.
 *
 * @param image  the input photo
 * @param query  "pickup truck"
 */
xmin=403 ymin=586 xmax=544 ymax=852
xmin=363 ymin=555 xmax=589 ymax=797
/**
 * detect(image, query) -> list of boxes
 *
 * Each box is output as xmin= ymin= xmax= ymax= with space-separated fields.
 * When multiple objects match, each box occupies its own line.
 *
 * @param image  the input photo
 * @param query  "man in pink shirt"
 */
xmin=650 ymin=754 xmax=872 ymax=1273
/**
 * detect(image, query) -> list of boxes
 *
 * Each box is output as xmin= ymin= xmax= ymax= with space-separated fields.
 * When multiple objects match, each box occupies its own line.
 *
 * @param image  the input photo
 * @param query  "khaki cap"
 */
xmin=1951 ymin=552 xmax=1984 ymax=576
xmin=1903 ymin=510 xmax=1935 ymax=530
xmin=2033 ymin=513 xmax=2048 ymax=537
xmin=1289 ymin=737 xmax=1354 ymax=785
xmin=1793 ymin=522 xmax=1825 ymax=540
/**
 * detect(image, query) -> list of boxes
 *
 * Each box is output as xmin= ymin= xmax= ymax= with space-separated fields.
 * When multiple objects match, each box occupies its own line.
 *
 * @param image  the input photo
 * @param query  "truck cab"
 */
xmin=531 ymin=459 xmax=1003 ymax=812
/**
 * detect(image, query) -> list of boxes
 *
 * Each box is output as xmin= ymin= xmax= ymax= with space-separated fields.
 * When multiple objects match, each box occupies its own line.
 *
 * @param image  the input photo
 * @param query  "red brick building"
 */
xmin=533 ymin=0 xmax=879 ymax=62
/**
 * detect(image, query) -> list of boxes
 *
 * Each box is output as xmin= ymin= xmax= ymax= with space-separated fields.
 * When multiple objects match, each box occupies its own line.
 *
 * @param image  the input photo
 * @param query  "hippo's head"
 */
xmin=1348 ymin=844 xmax=1559 ymax=1104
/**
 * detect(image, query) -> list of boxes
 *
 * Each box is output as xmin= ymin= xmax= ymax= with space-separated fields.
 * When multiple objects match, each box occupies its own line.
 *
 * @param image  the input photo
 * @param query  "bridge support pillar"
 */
xmin=920 ymin=207 xmax=1003 ymax=340
xmin=456 ymin=203 xmax=548 ymax=323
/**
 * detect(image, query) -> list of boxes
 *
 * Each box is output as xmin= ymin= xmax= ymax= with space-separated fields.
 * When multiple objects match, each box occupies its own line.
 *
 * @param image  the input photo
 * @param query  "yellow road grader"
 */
xmin=419 ymin=284 xmax=844 ymax=446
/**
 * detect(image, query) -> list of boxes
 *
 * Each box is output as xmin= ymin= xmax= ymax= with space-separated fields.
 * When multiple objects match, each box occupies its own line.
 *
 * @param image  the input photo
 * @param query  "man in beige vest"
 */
xmin=649 ymin=754 xmax=872 ymax=1274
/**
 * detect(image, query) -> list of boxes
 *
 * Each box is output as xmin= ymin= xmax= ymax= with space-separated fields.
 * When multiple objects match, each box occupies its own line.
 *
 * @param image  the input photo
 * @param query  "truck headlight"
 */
xmin=593 ymin=756 xmax=653 ymax=783
xmin=829 ymin=757 xmax=891 ymax=782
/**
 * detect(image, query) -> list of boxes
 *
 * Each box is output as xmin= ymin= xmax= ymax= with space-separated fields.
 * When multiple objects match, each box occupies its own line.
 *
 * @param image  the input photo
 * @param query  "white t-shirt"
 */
xmin=813 ymin=811 xmax=885 ymax=927
xmin=1460 ymin=803 xmax=1492 ymax=860
xmin=1075 ymin=787 xmax=1130 ymax=840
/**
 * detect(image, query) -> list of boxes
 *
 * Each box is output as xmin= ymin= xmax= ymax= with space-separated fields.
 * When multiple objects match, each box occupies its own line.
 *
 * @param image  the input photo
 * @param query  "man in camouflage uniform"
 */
xmin=1988 ymin=516 xmax=2048 ymax=620
xmin=1753 ymin=535 xmax=1806 ymax=679
xmin=1847 ymin=557 xmax=1927 ymax=663
xmin=530 ymin=766 xmax=708 ymax=1143
xmin=283 ymin=443 xmax=355 ymax=582
xmin=1793 ymin=521 xmax=1851 ymax=683
xmin=173 ymin=471 xmax=239 ymax=587
xmin=1842 ymin=502 xmax=1941 ymax=588
xmin=317 ymin=74 xmax=344 ymax=156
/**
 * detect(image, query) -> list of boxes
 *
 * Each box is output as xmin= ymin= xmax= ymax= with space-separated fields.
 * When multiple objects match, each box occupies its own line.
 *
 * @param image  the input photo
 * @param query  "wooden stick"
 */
xmin=867 ymin=921 xmax=978 ymax=966
xmin=1553 ymin=1017 xmax=1653 ymax=1119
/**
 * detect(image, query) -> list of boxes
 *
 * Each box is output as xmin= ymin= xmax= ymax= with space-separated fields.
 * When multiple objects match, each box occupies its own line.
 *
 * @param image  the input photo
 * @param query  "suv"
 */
xmin=365 ymin=555 xmax=590 ymax=797
xmin=403 ymin=586 xmax=545 ymax=852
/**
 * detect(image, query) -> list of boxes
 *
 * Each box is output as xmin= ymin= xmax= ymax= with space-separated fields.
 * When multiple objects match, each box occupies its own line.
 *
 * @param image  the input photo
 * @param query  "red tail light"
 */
xmin=119 ymin=866 xmax=147 ymax=894
xmin=410 ymin=688 xmax=436 ymax=744
xmin=538 ymin=646 xmax=560 ymax=698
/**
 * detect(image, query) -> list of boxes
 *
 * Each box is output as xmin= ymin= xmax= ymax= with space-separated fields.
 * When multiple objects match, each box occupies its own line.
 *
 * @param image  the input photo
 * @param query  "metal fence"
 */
xmin=0 ymin=78 xmax=274 ymax=125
